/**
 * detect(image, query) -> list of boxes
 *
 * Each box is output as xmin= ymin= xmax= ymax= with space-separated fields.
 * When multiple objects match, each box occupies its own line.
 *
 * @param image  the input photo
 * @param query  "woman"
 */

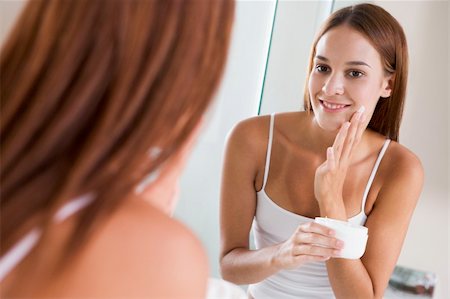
xmin=0 ymin=0 xmax=234 ymax=297
xmin=220 ymin=3 xmax=423 ymax=299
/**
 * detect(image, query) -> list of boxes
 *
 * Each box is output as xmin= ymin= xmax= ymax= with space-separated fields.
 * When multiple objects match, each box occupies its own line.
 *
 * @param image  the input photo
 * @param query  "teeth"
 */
xmin=322 ymin=101 xmax=347 ymax=109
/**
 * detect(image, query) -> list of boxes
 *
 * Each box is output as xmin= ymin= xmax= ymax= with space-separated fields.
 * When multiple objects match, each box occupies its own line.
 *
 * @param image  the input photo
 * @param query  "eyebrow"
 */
xmin=315 ymin=55 xmax=372 ymax=68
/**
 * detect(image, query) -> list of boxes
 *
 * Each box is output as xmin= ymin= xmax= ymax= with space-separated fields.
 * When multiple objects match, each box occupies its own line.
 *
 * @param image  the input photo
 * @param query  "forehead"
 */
xmin=315 ymin=25 xmax=382 ymax=66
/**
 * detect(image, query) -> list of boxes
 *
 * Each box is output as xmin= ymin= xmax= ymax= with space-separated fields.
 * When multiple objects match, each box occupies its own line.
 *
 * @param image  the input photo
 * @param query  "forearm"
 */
xmin=220 ymin=245 xmax=282 ymax=285
xmin=319 ymin=198 xmax=376 ymax=298
xmin=326 ymin=258 xmax=376 ymax=299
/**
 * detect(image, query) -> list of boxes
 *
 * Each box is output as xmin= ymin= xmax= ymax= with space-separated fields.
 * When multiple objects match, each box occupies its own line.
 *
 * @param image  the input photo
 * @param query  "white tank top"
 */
xmin=248 ymin=113 xmax=391 ymax=299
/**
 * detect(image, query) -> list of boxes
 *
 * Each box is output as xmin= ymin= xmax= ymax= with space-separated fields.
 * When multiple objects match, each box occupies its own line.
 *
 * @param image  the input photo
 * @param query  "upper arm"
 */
xmin=361 ymin=144 xmax=424 ymax=296
xmin=219 ymin=117 xmax=268 ymax=258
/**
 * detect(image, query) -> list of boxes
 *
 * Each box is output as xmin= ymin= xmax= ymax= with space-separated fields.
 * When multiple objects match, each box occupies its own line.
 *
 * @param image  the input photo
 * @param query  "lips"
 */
xmin=319 ymin=99 xmax=350 ymax=111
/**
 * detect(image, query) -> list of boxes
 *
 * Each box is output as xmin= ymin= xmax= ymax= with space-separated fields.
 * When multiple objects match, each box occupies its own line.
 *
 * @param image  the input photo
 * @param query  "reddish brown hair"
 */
xmin=303 ymin=3 xmax=408 ymax=141
xmin=1 ymin=0 xmax=234 ymax=259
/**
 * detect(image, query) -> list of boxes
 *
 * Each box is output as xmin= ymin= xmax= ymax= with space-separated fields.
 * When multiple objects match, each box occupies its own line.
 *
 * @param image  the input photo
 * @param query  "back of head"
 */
xmin=1 ymin=0 xmax=234 ymax=262
xmin=304 ymin=3 xmax=408 ymax=141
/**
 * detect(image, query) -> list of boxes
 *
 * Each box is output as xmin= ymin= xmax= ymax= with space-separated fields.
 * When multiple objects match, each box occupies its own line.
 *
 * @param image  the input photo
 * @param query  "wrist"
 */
xmin=318 ymin=197 xmax=347 ymax=220
xmin=270 ymin=244 xmax=283 ymax=271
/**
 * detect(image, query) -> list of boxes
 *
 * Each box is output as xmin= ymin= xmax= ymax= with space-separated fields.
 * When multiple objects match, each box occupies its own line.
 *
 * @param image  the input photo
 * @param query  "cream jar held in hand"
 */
xmin=315 ymin=217 xmax=368 ymax=259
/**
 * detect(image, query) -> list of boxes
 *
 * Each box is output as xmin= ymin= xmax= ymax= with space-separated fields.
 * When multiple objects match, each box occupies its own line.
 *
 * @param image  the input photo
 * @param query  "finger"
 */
xmin=294 ymin=244 xmax=342 ymax=258
xmin=353 ymin=112 xmax=367 ymax=147
xmin=298 ymin=222 xmax=335 ymax=237
xmin=332 ymin=122 xmax=350 ymax=162
xmin=295 ymin=232 xmax=344 ymax=250
xmin=341 ymin=106 xmax=365 ymax=164
xmin=326 ymin=147 xmax=335 ymax=172
xmin=295 ymin=255 xmax=331 ymax=264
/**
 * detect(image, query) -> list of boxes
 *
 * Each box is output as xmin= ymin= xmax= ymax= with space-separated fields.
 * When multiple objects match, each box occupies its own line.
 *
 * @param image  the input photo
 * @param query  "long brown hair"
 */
xmin=303 ymin=3 xmax=408 ymax=142
xmin=1 ymin=0 xmax=234 ymax=261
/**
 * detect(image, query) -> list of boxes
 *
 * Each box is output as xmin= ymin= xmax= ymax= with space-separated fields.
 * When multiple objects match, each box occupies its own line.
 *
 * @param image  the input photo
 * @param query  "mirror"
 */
xmin=259 ymin=1 xmax=448 ymax=298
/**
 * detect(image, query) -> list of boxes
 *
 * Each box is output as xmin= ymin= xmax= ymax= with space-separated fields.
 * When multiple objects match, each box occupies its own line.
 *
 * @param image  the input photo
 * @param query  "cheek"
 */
xmin=308 ymin=73 xmax=322 ymax=100
xmin=347 ymin=80 xmax=380 ymax=107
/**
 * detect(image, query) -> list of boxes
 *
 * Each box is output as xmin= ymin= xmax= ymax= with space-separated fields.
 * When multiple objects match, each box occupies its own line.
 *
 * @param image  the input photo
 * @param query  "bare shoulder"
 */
xmin=46 ymin=198 xmax=208 ymax=298
xmin=383 ymin=141 xmax=424 ymax=183
xmin=226 ymin=114 xmax=271 ymax=151
xmin=377 ymin=140 xmax=424 ymax=206
xmin=224 ymin=115 xmax=272 ymax=175
xmin=226 ymin=112 xmax=304 ymax=156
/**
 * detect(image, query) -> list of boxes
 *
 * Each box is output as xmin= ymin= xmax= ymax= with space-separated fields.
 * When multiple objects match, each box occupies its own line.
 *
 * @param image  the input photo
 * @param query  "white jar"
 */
xmin=314 ymin=217 xmax=368 ymax=259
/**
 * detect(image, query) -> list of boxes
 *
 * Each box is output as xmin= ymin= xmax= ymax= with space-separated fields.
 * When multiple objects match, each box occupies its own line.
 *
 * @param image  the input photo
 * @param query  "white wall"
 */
xmin=263 ymin=0 xmax=449 ymax=298
xmin=370 ymin=2 xmax=449 ymax=298
xmin=0 ymin=0 xmax=26 ymax=45
xmin=260 ymin=0 xmax=333 ymax=114
xmin=175 ymin=0 xmax=277 ymax=279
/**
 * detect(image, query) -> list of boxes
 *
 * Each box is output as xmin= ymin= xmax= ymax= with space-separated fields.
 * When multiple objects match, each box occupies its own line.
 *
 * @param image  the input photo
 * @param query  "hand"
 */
xmin=272 ymin=222 xmax=344 ymax=270
xmin=314 ymin=107 xmax=366 ymax=205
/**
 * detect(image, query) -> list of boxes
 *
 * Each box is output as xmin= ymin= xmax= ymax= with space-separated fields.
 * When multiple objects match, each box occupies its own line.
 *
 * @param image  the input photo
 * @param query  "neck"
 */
xmin=306 ymin=115 xmax=340 ymax=151
xmin=304 ymin=113 xmax=370 ymax=162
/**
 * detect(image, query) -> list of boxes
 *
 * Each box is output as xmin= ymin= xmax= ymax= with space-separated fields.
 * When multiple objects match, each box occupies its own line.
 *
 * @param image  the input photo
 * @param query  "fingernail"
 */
xmin=327 ymin=147 xmax=333 ymax=156
xmin=358 ymin=106 xmax=366 ymax=113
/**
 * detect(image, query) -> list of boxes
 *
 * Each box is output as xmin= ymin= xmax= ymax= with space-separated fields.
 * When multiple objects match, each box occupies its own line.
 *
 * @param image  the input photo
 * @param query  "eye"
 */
xmin=348 ymin=70 xmax=364 ymax=78
xmin=315 ymin=65 xmax=330 ymax=73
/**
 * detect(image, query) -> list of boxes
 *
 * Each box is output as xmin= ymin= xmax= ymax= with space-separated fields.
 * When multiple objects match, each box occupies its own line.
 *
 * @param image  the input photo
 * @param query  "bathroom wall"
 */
xmin=370 ymin=2 xmax=449 ymax=298
xmin=0 ymin=0 xmax=26 ymax=45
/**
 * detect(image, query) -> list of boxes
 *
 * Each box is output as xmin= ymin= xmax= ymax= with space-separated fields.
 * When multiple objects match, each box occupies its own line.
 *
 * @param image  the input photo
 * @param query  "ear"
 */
xmin=380 ymin=73 xmax=394 ymax=98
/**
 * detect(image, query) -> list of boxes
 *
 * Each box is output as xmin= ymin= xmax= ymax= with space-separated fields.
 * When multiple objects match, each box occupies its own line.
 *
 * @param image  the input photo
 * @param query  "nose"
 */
xmin=322 ymin=74 xmax=344 ymax=96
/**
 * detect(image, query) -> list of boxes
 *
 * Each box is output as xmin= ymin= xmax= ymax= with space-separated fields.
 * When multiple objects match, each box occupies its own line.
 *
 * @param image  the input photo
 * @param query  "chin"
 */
xmin=317 ymin=120 xmax=342 ymax=132
xmin=312 ymin=110 xmax=347 ymax=132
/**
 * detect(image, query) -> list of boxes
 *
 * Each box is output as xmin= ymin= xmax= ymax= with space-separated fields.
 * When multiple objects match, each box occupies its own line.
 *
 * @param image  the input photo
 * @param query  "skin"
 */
xmin=220 ymin=25 xmax=423 ymax=299
xmin=2 ymin=125 xmax=208 ymax=298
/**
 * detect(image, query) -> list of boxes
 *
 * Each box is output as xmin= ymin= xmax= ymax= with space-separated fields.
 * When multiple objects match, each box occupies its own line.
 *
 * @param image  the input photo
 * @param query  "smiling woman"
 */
xmin=304 ymin=5 xmax=407 ymax=142
xmin=308 ymin=24 xmax=397 ymax=132
xmin=219 ymin=3 xmax=424 ymax=299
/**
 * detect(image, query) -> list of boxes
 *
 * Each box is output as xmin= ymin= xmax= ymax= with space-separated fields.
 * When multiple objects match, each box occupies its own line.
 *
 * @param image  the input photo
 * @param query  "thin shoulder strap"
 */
xmin=261 ymin=113 xmax=275 ymax=190
xmin=361 ymin=139 xmax=391 ymax=212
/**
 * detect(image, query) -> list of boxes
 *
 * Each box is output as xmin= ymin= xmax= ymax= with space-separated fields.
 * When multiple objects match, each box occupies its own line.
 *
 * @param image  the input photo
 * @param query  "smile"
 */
xmin=320 ymin=100 xmax=350 ymax=112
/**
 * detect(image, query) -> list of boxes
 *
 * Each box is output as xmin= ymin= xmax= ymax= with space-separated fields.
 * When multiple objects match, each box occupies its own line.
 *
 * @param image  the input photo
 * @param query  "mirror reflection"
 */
xmin=214 ymin=1 xmax=448 ymax=298
xmin=221 ymin=2 xmax=424 ymax=298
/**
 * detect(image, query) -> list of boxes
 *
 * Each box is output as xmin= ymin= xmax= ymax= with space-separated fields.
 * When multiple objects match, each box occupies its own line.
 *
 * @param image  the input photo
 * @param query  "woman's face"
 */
xmin=308 ymin=25 xmax=393 ymax=131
